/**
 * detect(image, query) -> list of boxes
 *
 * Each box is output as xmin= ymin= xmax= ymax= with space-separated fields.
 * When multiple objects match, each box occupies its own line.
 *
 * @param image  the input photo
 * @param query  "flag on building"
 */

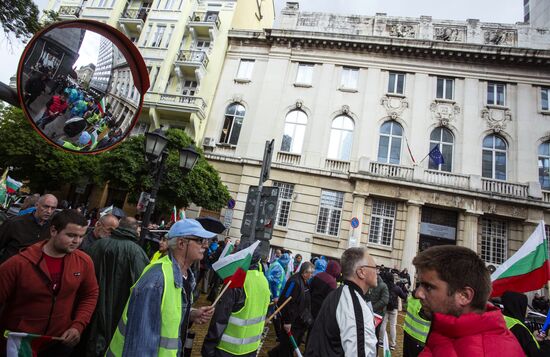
xmin=491 ymin=220 xmax=550 ymax=297
xmin=405 ymin=136 xmax=416 ymax=164
xmin=382 ymin=329 xmax=392 ymax=357
xmin=212 ymin=240 xmax=260 ymax=288
xmin=6 ymin=176 xmax=23 ymax=194
xmin=5 ymin=331 xmax=54 ymax=357
xmin=428 ymin=144 xmax=445 ymax=166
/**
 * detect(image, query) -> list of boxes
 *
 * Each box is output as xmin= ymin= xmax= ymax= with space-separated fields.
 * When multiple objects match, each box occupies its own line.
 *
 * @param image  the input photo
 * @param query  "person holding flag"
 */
xmin=202 ymin=240 xmax=271 ymax=357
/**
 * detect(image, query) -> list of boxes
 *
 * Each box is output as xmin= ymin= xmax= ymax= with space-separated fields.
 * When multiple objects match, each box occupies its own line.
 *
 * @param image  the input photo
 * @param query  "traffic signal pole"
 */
xmin=248 ymin=139 xmax=274 ymax=243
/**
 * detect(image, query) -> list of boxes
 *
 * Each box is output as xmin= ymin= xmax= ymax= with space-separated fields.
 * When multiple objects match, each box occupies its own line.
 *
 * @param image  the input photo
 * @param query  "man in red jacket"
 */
xmin=413 ymin=245 xmax=523 ymax=356
xmin=0 ymin=209 xmax=99 ymax=357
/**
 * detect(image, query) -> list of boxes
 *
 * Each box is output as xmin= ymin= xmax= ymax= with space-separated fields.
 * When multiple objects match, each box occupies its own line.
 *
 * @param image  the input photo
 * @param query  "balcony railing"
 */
xmin=325 ymin=159 xmax=350 ymax=173
xmin=176 ymin=50 xmax=209 ymax=67
xmin=121 ymin=8 xmax=149 ymax=21
xmin=59 ymin=5 xmax=82 ymax=18
xmin=543 ymin=190 xmax=550 ymax=203
xmin=159 ymin=94 xmax=207 ymax=110
xmin=481 ymin=178 xmax=529 ymax=198
xmin=424 ymin=169 xmax=470 ymax=189
xmin=276 ymin=152 xmax=301 ymax=166
xmin=369 ymin=162 xmax=414 ymax=180
xmin=189 ymin=12 xmax=220 ymax=29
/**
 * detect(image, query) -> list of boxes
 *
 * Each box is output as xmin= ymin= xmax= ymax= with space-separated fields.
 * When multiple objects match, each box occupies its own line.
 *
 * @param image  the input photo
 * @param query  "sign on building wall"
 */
xmin=419 ymin=222 xmax=456 ymax=240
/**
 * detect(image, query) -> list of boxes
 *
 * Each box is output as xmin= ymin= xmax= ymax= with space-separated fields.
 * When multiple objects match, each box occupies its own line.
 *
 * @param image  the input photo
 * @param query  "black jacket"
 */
xmin=280 ymin=272 xmax=312 ymax=327
xmin=0 ymin=213 xmax=49 ymax=263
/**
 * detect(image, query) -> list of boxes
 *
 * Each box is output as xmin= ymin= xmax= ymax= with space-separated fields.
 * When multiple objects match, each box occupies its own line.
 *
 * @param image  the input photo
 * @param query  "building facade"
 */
xmin=76 ymin=63 xmax=96 ymax=87
xmin=50 ymin=0 xmax=274 ymax=143
xmin=89 ymin=36 xmax=114 ymax=96
xmin=203 ymin=3 xmax=550 ymax=281
xmin=524 ymin=0 xmax=550 ymax=28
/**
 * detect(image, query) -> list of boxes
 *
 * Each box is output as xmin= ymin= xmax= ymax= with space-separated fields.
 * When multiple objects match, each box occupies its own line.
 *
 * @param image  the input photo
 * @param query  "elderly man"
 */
xmin=414 ymin=245 xmax=523 ymax=356
xmin=306 ymin=247 xmax=378 ymax=357
xmin=80 ymin=213 xmax=119 ymax=252
xmin=0 ymin=193 xmax=58 ymax=263
xmin=106 ymin=219 xmax=216 ymax=356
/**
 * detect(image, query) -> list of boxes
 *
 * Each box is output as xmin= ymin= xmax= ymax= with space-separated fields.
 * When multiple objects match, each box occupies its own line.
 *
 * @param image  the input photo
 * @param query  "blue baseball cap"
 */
xmin=167 ymin=219 xmax=217 ymax=240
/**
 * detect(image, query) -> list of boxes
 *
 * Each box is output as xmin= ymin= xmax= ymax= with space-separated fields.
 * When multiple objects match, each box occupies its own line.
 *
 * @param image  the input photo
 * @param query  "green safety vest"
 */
xmin=62 ymin=141 xmax=82 ymax=151
xmin=403 ymin=297 xmax=431 ymax=344
xmin=503 ymin=315 xmax=540 ymax=350
xmin=106 ymin=255 xmax=183 ymax=357
xmin=217 ymin=269 xmax=271 ymax=355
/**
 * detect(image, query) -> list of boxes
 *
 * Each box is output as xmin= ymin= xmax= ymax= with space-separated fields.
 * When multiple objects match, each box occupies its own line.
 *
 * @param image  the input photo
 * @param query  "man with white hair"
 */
xmin=106 ymin=219 xmax=216 ymax=356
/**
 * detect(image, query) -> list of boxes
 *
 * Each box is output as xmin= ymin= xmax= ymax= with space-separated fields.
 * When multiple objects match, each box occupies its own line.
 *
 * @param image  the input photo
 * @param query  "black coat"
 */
xmin=0 ymin=213 xmax=49 ymax=263
xmin=280 ymin=273 xmax=312 ymax=327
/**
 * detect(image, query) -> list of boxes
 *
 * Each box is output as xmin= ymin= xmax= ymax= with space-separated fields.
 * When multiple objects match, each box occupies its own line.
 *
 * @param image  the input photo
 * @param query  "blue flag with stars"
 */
xmin=429 ymin=145 xmax=445 ymax=165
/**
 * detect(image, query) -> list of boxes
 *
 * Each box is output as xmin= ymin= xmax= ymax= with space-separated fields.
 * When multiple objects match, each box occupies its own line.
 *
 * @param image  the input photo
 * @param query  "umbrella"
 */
xmin=63 ymin=117 xmax=87 ymax=137
xmin=196 ymin=217 xmax=226 ymax=234
xmin=100 ymin=205 xmax=127 ymax=219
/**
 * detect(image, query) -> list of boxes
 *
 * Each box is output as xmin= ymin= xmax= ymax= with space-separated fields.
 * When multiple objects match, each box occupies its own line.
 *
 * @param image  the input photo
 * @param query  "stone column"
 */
xmin=401 ymin=201 xmax=422 ymax=283
xmin=463 ymin=211 xmax=481 ymax=252
xmin=349 ymin=193 xmax=367 ymax=247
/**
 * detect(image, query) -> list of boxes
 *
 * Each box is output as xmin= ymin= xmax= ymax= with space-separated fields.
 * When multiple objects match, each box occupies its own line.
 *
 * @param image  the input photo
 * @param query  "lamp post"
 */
xmin=139 ymin=128 xmax=200 ymax=243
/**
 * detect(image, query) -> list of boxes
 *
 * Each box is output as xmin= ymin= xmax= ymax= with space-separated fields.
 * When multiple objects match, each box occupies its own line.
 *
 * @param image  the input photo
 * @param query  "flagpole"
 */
xmin=255 ymin=297 xmax=293 ymax=357
xmin=211 ymin=280 xmax=232 ymax=306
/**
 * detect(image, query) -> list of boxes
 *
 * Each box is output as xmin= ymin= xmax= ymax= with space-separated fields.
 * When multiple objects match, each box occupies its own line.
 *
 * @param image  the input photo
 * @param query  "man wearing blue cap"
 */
xmin=106 ymin=219 xmax=216 ymax=356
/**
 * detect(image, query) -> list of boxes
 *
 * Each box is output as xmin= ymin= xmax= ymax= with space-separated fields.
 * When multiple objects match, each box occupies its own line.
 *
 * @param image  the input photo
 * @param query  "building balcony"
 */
xmin=481 ymin=178 xmax=529 ymax=198
xmin=276 ymin=152 xmax=301 ymax=166
xmin=188 ymin=11 xmax=220 ymax=38
xmin=176 ymin=50 xmax=209 ymax=68
xmin=423 ymin=169 xmax=470 ymax=189
xmin=367 ymin=161 xmax=414 ymax=181
xmin=144 ymin=92 xmax=207 ymax=121
xmin=325 ymin=158 xmax=351 ymax=173
xmin=58 ymin=5 xmax=82 ymax=19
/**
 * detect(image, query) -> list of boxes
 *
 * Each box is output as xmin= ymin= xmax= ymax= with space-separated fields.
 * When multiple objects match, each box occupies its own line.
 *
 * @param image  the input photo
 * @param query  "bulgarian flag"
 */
xmin=5 ymin=331 xmax=55 ymax=357
xmin=170 ymin=206 xmax=177 ymax=223
xmin=0 ymin=168 xmax=8 ymax=208
xmin=382 ymin=330 xmax=391 ymax=357
xmin=491 ymin=220 xmax=550 ymax=297
xmin=219 ymin=241 xmax=234 ymax=258
xmin=212 ymin=240 xmax=260 ymax=288
xmin=6 ymin=176 xmax=23 ymax=194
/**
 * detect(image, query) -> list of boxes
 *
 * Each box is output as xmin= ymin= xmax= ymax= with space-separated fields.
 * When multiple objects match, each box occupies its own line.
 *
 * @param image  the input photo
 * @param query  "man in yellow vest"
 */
xmin=106 ymin=219 xmax=216 ymax=356
xmin=403 ymin=290 xmax=431 ymax=357
xmin=201 ymin=241 xmax=271 ymax=357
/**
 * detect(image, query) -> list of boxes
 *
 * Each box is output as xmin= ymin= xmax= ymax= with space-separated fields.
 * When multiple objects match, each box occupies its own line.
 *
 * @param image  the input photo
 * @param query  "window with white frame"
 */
xmin=487 ymin=82 xmax=506 ymax=106
xmin=542 ymin=88 xmax=549 ymax=111
xmin=142 ymin=24 xmax=153 ymax=46
xmin=164 ymin=0 xmax=174 ymax=9
xmin=377 ymin=121 xmax=403 ymax=164
xmin=340 ymin=67 xmax=359 ymax=90
xmin=181 ymin=80 xmax=197 ymax=96
xmin=436 ymin=77 xmax=454 ymax=100
xmin=327 ymin=116 xmax=354 ymax=161
xmin=388 ymin=72 xmax=405 ymax=95
xmin=429 ymin=127 xmax=454 ymax=172
xmin=368 ymin=199 xmax=397 ymax=246
xmin=236 ymin=59 xmax=255 ymax=80
xmin=481 ymin=217 xmax=507 ymax=265
xmin=273 ymin=182 xmax=294 ymax=227
xmin=316 ymin=190 xmax=344 ymax=237
xmin=296 ymin=63 xmax=314 ymax=85
xmin=538 ymin=141 xmax=550 ymax=189
xmin=150 ymin=26 xmax=165 ymax=47
xmin=164 ymin=26 xmax=174 ymax=48
xmin=219 ymin=103 xmax=245 ymax=145
xmin=281 ymin=110 xmax=307 ymax=154
xmin=482 ymin=134 xmax=507 ymax=180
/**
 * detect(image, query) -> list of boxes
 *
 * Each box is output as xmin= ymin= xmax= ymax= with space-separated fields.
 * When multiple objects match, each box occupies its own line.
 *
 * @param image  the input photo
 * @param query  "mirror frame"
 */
xmin=16 ymin=19 xmax=150 ymax=154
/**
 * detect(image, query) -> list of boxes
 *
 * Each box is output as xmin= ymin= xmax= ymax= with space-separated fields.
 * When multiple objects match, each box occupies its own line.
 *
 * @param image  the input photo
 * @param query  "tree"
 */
xmin=0 ymin=0 xmax=40 ymax=43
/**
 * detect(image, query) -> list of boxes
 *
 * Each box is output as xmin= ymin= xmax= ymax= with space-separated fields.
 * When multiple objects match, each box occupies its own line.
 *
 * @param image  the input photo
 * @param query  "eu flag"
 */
xmin=429 ymin=145 xmax=445 ymax=165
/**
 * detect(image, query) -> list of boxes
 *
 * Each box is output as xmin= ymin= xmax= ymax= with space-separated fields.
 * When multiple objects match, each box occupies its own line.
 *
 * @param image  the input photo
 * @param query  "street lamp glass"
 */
xmin=144 ymin=131 xmax=168 ymax=160
xmin=179 ymin=146 xmax=199 ymax=171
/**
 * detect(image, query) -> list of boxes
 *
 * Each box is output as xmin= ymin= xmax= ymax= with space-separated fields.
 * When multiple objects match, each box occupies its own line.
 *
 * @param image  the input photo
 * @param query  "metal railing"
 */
xmin=325 ymin=159 xmax=350 ymax=173
xmin=176 ymin=50 xmax=209 ymax=67
xmin=159 ymin=94 xmax=207 ymax=110
xmin=424 ymin=169 xmax=470 ymax=188
xmin=121 ymin=8 xmax=149 ymax=21
xmin=481 ymin=178 xmax=529 ymax=198
xmin=189 ymin=12 xmax=221 ymax=29
xmin=368 ymin=162 xmax=414 ymax=180
xmin=59 ymin=5 xmax=82 ymax=18
xmin=276 ymin=152 xmax=301 ymax=166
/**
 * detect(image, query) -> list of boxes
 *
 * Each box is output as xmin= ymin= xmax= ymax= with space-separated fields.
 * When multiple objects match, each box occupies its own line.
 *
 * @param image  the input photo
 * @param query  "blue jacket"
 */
xmin=266 ymin=254 xmax=290 ymax=299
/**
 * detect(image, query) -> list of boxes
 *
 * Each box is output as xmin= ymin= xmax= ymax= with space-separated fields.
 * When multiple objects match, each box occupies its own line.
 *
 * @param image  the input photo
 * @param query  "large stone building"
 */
xmin=524 ymin=0 xmax=550 ymax=28
xmin=203 ymin=3 xmax=550 ymax=282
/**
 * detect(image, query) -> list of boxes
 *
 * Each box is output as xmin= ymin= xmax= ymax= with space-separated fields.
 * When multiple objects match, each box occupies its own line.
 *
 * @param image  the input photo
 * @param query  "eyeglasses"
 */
xmin=357 ymin=264 xmax=378 ymax=271
xmin=181 ymin=236 xmax=208 ymax=244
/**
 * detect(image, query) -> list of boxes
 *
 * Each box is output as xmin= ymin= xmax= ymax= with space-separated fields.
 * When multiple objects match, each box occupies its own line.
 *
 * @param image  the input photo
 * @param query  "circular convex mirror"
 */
xmin=17 ymin=20 xmax=150 ymax=153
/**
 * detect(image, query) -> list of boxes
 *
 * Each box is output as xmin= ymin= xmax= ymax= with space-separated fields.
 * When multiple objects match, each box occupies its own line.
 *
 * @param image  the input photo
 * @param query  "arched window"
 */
xmin=539 ymin=141 xmax=550 ymax=189
xmin=377 ymin=121 xmax=403 ymax=164
xmin=327 ymin=116 xmax=354 ymax=161
xmin=482 ymin=134 xmax=507 ymax=180
xmin=219 ymin=103 xmax=245 ymax=145
xmin=281 ymin=110 xmax=307 ymax=154
xmin=429 ymin=127 xmax=454 ymax=172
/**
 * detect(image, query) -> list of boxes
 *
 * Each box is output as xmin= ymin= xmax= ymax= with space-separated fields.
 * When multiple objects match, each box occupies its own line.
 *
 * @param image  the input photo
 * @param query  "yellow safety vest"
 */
xmin=106 ymin=255 xmax=183 ymax=357
xmin=217 ymin=269 xmax=271 ymax=355
xmin=503 ymin=315 xmax=540 ymax=350
xmin=403 ymin=297 xmax=431 ymax=344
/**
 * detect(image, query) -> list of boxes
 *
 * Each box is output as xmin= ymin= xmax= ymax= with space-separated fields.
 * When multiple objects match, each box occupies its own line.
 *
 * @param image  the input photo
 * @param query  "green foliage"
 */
xmin=0 ymin=0 xmax=40 ymax=42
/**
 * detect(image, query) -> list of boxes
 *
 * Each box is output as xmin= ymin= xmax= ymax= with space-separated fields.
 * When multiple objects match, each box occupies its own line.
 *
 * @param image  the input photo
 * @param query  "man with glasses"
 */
xmin=107 ymin=219 xmax=216 ymax=357
xmin=306 ymin=247 xmax=378 ymax=357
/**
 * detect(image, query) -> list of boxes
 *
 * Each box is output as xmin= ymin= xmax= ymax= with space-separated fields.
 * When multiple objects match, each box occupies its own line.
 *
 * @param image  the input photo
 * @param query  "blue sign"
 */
xmin=351 ymin=217 xmax=359 ymax=229
xmin=228 ymin=198 xmax=236 ymax=209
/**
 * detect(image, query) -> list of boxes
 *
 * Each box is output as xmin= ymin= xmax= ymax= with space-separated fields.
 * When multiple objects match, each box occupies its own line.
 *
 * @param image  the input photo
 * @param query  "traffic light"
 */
xmin=240 ymin=185 xmax=279 ymax=240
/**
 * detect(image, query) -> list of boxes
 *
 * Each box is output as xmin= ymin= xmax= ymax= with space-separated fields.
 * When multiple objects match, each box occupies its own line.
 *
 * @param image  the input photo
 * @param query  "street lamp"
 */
xmin=139 ymin=128 xmax=199 ymax=244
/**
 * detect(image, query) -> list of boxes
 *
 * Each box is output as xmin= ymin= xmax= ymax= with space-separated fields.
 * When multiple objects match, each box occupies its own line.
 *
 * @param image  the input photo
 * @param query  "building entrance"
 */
xmin=418 ymin=206 xmax=458 ymax=252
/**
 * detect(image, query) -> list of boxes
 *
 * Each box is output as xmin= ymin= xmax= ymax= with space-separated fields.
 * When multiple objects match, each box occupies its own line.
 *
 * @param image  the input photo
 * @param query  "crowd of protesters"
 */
xmin=23 ymin=65 xmax=124 ymax=151
xmin=1 ymin=194 xmax=550 ymax=357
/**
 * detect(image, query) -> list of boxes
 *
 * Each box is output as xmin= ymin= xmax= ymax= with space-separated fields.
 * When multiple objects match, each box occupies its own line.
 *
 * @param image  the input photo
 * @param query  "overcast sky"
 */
xmin=1 ymin=0 xmax=524 ymax=85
